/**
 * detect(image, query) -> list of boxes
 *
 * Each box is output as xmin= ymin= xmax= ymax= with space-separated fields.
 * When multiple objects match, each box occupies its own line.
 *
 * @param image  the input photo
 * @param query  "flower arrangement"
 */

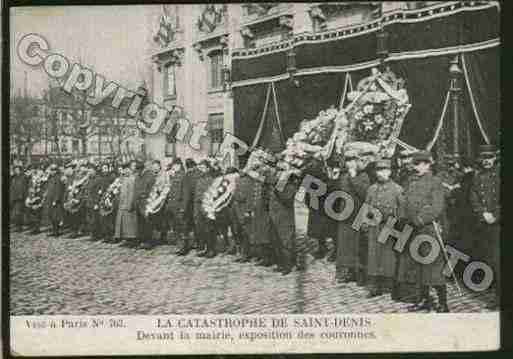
xmin=145 ymin=173 xmax=171 ymax=217
xmin=202 ymin=172 xmax=239 ymax=220
xmin=25 ymin=170 xmax=49 ymax=210
xmin=99 ymin=177 xmax=122 ymax=217
xmin=344 ymin=67 xmax=411 ymax=158
xmin=63 ymin=173 xmax=90 ymax=213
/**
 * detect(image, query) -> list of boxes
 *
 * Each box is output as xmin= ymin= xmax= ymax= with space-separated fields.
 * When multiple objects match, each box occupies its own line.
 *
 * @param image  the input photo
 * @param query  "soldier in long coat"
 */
xmin=392 ymin=149 xmax=417 ymax=302
xmin=134 ymin=160 xmax=158 ymax=249
xmin=470 ymin=144 xmax=500 ymax=308
xmin=193 ymin=160 xmax=216 ymax=257
xmin=230 ymin=171 xmax=254 ymax=262
xmin=45 ymin=164 xmax=65 ymax=237
xmin=115 ymin=163 xmax=138 ymax=245
xmin=306 ymin=159 xmax=338 ymax=259
xmin=401 ymin=151 xmax=448 ymax=312
xmin=177 ymin=159 xmax=202 ymax=255
xmin=243 ymin=162 xmax=273 ymax=267
xmin=165 ymin=159 xmax=187 ymax=248
xmin=335 ymin=150 xmax=371 ymax=284
xmin=10 ymin=164 xmax=28 ymax=232
xmin=365 ymin=159 xmax=403 ymax=297
xmin=91 ymin=163 xmax=115 ymax=241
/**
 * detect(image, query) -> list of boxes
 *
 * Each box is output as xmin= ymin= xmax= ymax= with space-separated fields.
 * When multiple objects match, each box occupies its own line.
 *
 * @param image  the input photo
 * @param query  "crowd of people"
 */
xmin=9 ymin=144 xmax=500 ymax=312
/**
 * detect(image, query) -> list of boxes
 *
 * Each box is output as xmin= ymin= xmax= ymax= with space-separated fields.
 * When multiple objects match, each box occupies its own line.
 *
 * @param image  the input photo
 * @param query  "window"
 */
xmin=208 ymin=51 xmax=224 ymax=90
xmin=208 ymin=113 xmax=224 ymax=155
xmin=165 ymin=64 xmax=176 ymax=97
xmin=72 ymin=139 xmax=79 ymax=153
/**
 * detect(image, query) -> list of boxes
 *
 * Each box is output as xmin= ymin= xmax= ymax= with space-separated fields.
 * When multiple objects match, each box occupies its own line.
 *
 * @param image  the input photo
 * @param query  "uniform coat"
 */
xmin=335 ymin=171 xmax=371 ymax=278
xmin=306 ymin=167 xmax=338 ymax=240
xmin=182 ymin=167 xmax=202 ymax=231
xmin=365 ymin=180 xmax=403 ymax=280
xmin=266 ymin=171 xmax=300 ymax=266
xmin=193 ymin=172 xmax=215 ymax=240
xmin=45 ymin=173 xmax=65 ymax=226
xmin=165 ymin=169 xmax=187 ymax=235
xmin=470 ymin=166 xmax=500 ymax=286
xmin=114 ymin=175 xmax=137 ymax=239
xmin=399 ymin=172 xmax=446 ymax=286
xmin=11 ymin=173 xmax=29 ymax=227
xmin=134 ymin=169 xmax=156 ymax=241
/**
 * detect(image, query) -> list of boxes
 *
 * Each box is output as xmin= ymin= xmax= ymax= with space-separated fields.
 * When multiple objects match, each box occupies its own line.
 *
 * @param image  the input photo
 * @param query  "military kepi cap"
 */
xmin=478 ymin=144 xmax=497 ymax=158
xmin=375 ymin=159 xmax=391 ymax=169
xmin=411 ymin=150 xmax=433 ymax=163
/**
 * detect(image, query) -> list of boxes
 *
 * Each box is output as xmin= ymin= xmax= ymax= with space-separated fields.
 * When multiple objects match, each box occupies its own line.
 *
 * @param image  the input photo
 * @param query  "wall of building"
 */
xmin=146 ymin=2 xmax=444 ymax=162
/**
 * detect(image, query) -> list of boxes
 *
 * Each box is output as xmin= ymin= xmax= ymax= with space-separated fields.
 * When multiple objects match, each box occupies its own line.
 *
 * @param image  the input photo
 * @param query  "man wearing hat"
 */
xmin=399 ymin=150 xmax=449 ymax=312
xmin=133 ymin=160 xmax=158 ymax=249
xmin=10 ymin=163 xmax=28 ymax=232
xmin=365 ymin=158 xmax=403 ymax=297
xmin=395 ymin=149 xmax=415 ymax=188
xmin=177 ymin=159 xmax=202 ymax=255
xmin=89 ymin=162 xmax=115 ymax=241
xmin=335 ymin=149 xmax=371 ymax=284
xmin=470 ymin=144 xmax=500 ymax=309
xmin=165 ymin=158 xmax=187 ymax=247
xmin=45 ymin=164 xmax=65 ymax=237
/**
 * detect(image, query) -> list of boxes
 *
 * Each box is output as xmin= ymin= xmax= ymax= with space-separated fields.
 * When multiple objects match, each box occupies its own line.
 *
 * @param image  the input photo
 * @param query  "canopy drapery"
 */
xmin=232 ymin=2 xmax=500 ymax=159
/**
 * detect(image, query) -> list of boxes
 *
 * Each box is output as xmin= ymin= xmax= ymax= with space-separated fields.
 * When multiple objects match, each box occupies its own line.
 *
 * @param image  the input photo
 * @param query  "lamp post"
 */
xmin=449 ymin=55 xmax=463 ymax=158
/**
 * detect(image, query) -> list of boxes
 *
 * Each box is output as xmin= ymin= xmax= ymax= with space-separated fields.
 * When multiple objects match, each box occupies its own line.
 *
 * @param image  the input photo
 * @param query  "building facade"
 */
xmin=147 ymin=2 xmax=444 ymax=161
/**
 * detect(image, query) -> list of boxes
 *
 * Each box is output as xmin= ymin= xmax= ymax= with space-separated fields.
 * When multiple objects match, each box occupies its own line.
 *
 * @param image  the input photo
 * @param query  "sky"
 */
xmin=10 ymin=5 xmax=160 ymax=98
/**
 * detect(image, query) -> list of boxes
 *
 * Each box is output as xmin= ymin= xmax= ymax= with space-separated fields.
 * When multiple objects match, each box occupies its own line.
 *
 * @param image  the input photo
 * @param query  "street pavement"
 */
xmin=10 ymin=228 xmax=497 ymax=315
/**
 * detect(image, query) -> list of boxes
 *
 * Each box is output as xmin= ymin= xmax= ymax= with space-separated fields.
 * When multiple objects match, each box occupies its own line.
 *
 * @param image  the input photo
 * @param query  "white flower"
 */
xmin=374 ymin=114 xmax=384 ymax=124
xmin=363 ymin=104 xmax=374 ymax=114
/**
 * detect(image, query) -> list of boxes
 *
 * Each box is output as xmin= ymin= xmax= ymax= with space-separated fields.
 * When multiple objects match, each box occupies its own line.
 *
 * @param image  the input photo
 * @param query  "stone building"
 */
xmin=146 ymin=2 xmax=499 ymax=161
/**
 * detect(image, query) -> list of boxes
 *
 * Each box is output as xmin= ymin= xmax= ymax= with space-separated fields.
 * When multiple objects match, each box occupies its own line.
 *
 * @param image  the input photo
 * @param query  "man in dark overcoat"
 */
xmin=335 ymin=150 xmax=371 ymax=284
xmin=45 ymin=164 xmax=65 ymax=237
xmin=177 ymin=159 xmax=202 ymax=255
xmin=470 ymin=144 xmax=500 ymax=308
xmin=134 ymin=160 xmax=158 ymax=249
xmin=10 ymin=164 xmax=28 ymax=232
xmin=401 ymin=151 xmax=448 ymax=313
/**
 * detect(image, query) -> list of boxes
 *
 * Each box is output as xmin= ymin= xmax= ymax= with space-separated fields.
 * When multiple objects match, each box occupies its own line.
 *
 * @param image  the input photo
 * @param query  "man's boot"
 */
xmin=366 ymin=276 xmax=381 ymax=298
xmin=176 ymin=234 xmax=191 ymax=256
xmin=408 ymin=285 xmax=432 ymax=312
xmin=435 ymin=285 xmax=450 ymax=313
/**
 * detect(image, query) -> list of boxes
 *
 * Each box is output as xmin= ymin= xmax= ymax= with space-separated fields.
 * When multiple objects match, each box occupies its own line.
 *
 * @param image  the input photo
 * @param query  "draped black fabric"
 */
xmin=231 ymin=51 xmax=287 ymax=82
xmin=386 ymin=5 xmax=499 ymax=53
xmin=232 ymin=5 xmax=500 ymax=153
xmin=295 ymin=32 xmax=377 ymax=70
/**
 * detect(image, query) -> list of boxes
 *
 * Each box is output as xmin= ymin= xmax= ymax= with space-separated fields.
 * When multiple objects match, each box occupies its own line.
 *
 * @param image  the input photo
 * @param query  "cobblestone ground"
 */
xmin=10 ymin=227 xmax=496 ymax=315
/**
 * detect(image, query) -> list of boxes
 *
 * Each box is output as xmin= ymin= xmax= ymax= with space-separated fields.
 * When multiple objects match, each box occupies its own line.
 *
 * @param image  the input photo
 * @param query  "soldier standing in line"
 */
xmin=177 ymin=159 xmax=202 ymax=256
xmin=230 ymin=168 xmax=254 ymax=263
xmin=193 ymin=160 xmax=216 ymax=258
xmin=401 ymin=151 xmax=449 ymax=313
xmin=436 ymin=154 xmax=463 ymax=247
xmin=116 ymin=162 xmax=138 ymax=247
xmin=45 ymin=164 xmax=65 ymax=237
xmin=10 ymin=164 xmax=28 ymax=232
xmin=134 ymin=160 xmax=158 ymax=250
xmin=470 ymin=144 xmax=500 ymax=309
xmin=84 ymin=164 xmax=99 ymax=239
xmin=392 ymin=149 xmax=417 ymax=302
xmin=365 ymin=159 xmax=403 ymax=297
xmin=165 ymin=158 xmax=187 ymax=249
xmin=335 ymin=149 xmax=371 ymax=284
xmin=92 ymin=162 xmax=115 ymax=242
xmin=267 ymin=164 xmax=302 ymax=275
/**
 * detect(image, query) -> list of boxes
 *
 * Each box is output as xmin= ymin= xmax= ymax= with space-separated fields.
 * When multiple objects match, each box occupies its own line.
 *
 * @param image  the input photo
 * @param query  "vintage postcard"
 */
xmin=7 ymin=1 xmax=501 ymax=355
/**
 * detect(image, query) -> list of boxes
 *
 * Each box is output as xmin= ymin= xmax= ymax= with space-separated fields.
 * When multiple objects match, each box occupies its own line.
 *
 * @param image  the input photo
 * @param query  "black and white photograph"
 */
xmin=6 ymin=1 xmax=501 ymax=355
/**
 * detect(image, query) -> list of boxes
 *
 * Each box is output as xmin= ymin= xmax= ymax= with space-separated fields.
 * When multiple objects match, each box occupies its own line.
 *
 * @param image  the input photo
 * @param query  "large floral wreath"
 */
xmin=99 ymin=177 xmax=123 ymax=217
xmin=25 ymin=171 xmax=49 ymax=210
